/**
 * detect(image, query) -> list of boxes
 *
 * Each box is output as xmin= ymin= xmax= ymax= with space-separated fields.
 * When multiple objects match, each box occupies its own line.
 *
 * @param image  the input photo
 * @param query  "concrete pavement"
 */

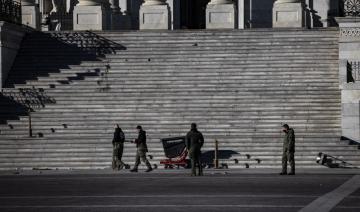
xmin=0 ymin=169 xmax=360 ymax=212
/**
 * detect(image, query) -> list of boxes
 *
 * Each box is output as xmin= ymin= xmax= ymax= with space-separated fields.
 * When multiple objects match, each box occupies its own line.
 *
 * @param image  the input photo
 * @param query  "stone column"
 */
xmin=273 ymin=0 xmax=305 ymax=28
xmin=73 ymin=0 xmax=110 ymax=30
xmin=166 ymin=0 xmax=181 ymax=30
xmin=139 ymin=0 xmax=170 ymax=30
xmin=109 ymin=0 xmax=121 ymax=30
xmin=109 ymin=0 xmax=120 ymax=12
xmin=206 ymin=0 xmax=236 ymax=29
xmin=22 ymin=0 xmax=40 ymax=30
xmin=313 ymin=0 xmax=331 ymax=27
xmin=238 ymin=0 xmax=245 ymax=29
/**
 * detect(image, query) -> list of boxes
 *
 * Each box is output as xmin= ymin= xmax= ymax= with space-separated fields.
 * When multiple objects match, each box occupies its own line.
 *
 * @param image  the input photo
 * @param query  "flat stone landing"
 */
xmin=1 ymin=168 xmax=360 ymax=176
xmin=0 ymin=171 xmax=360 ymax=212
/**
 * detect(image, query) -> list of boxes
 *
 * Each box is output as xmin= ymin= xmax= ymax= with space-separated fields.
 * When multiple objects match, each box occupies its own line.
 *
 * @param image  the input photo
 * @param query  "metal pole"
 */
xmin=28 ymin=109 xmax=32 ymax=137
xmin=214 ymin=139 xmax=219 ymax=168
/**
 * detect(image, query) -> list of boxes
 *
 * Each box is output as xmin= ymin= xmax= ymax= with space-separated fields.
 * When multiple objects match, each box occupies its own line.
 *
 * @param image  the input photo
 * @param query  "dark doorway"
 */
xmin=180 ymin=0 xmax=209 ymax=29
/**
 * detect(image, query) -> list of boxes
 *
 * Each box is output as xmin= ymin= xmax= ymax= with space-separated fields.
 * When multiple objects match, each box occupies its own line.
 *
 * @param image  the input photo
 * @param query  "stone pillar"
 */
xmin=22 ymin=0 xmax=40 ymax=30
xmin=109 ymin=0 xmax=121 ymax=30
xmin=111 ymin=0 xmax=131 ymax=30
xmin=206 ymin=0 xmax=236 ymax=29
xmin=166 ymin=0 xmax=181 ymax=30
xmin=139 ymin=0 xmax=170 ymax=30
xmin=273 ymin=0 xmax=305 ymax=28
xmin=315 ymin=0 xmax=331 ymax=27
xmin=238 ymin=0 xmax=245 ymax=29
xmin=73 ymin=0 xmax=110 ymax=30
xmin=109 ymin=0 xmax=120 ymax=12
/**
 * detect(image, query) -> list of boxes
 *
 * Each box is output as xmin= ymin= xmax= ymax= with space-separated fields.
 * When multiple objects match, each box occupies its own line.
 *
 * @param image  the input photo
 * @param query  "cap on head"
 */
xmin=136 ymin=125 xmax=142 ymax=130
xmin=191 ymin=123 xmax=197 ymax=130
xmin=283 ymin=124 xmax=290 ymax=130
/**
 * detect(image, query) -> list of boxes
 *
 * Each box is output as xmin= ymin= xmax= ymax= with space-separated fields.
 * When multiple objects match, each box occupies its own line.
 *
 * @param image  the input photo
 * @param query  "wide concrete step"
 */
xmin=17 ymin=48 xmax=339 ymax=56
xmin=29 ymin=77 xmax=339 ymax=83
xmin=16 ymin=52 xmax=339 ymax=58
xmin=26 ymin=31 xmax=340 ymax=40
xmin=10 ymin=63 xmax=338 ymax=71
xmin=30 ymin=72 xmax=340 ymax=79
xmin=21 ymin=37 xmax=339 ymax=45
xmin=0 ymin=127 xmax=342 ymax=134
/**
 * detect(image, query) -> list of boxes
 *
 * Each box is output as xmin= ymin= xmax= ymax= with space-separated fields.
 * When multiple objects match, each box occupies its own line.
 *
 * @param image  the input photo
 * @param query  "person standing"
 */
xmin=130 ymin=125 xmax=153 ymax=172
xmin=112 ymin=124 xmax=125 ymax=170
xmin=280 ymin=124 xmax=296 ymax=175
xmin=186 ymin=123 xmax=204 ymax=176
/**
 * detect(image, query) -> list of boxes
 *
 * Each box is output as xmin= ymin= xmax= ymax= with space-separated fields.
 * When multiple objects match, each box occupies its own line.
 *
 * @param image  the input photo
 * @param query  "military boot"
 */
xmin=145 ymin=162 xmax=153 ymax=172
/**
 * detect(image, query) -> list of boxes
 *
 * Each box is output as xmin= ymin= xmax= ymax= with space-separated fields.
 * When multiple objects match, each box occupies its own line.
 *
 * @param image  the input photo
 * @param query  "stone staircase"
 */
xmin=0 ymin=28 xmax=358 ymax=170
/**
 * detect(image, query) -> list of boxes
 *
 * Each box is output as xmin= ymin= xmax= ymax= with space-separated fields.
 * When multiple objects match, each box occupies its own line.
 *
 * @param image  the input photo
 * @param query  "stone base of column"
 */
xmin=139 ymin=4 xmax=170 ymax=30
xmin=206 ymin=3 xmax=236 ymax=29
xmin=73 ymin=5 xmax=110 ymax=30
xmin=273 ymin=2 xmax=304 ymax=28
xmin=22 ymin=5 xmax=40 ymax=30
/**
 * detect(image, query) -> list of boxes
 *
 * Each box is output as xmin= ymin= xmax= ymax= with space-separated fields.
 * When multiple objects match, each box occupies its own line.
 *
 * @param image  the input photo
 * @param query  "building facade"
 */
xmin=21 ymin=0 xmax=343 ymax=31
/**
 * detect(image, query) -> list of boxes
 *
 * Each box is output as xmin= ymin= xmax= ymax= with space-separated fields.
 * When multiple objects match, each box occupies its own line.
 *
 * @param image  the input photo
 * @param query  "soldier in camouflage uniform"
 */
xmin=130 ymin=125 xmax=153 ymax=172
xmin=186 ymin=123 xmax=204 ymax=176
xmin=280 ymin=124 xmax=296 ymax=175
xmin=112 ymin=125 xmax=125 ymax=170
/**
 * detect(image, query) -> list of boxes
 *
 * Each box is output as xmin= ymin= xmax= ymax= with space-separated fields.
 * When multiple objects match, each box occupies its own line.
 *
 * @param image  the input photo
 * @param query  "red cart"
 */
xmin=160 ymin=136 xmax=190 ymax=169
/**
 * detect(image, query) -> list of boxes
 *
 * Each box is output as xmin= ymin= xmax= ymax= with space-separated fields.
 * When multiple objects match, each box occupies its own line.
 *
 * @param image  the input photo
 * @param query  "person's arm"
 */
xmin=199 ymin=133 xmax=204 ymax=148
xmin=185 ymin=133 xmax=190 ymax=150
xmin=120 ymin=132 xmax=125 ymax=143
xmin=288 ymin=131 xmax=295 ymax=152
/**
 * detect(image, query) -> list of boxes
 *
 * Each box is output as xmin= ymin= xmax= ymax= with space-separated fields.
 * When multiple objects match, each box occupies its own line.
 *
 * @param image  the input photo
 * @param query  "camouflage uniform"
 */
xmin=282 ymin=128 xmax=295 ymax=174
xmin=112 ymin=129 xmax=125 ymax=170
xmin=186 ymin=128 xmax=204 ymax=176
xmin=133 ymin=130 xmax=152 ymax=170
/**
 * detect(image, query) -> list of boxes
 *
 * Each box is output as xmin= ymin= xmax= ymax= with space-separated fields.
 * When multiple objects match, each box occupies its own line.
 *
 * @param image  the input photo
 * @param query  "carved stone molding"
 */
xmin=341 ymin=27 xmax=360 ymax=37
xmin=344 ymin=0 xmax=360 ymax=17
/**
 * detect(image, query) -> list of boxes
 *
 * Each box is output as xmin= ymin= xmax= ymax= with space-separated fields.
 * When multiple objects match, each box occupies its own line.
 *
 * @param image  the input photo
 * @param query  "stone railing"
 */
xmin=344 ymin=0 xmax=360 ymax=16
xmin=0 ymin=0 xmax=21 ymax=24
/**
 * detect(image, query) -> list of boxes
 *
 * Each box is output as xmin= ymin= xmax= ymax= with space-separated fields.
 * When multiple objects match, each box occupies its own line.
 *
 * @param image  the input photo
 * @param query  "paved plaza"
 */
xmin=0 ymin=169 xmax=360 ymax=212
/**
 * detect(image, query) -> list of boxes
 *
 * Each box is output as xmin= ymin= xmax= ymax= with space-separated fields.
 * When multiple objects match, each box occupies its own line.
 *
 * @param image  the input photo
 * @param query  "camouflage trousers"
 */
xmin=133 ymin=149 xmax=152 ymax=169
xmin=189 ymin=148 xmax=203 ymax=176
xmin=282 ymin=151 xmax=295 ymax=173
xmin=112 ymin=143 xmax=125 ymax=170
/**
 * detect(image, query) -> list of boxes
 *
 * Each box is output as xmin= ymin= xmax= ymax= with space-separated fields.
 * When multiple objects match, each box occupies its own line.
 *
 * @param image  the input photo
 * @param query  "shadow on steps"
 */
xmin=201 ymin=150 xmax=239 ymax=168
xmin=0 ymin=94 xmax=28 ymax=124
xmin=5 ymin=31 xmax=127 ymax=87
xmin=0 ymin=88 xmax=56 ymax=124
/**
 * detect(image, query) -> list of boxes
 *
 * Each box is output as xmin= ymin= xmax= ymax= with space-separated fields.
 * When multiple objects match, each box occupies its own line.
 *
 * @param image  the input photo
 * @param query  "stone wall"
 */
xmin=337 ymin=17 xmax=360 ymax=142
xmin=0 ymin=22 xmax=31 ymax=88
